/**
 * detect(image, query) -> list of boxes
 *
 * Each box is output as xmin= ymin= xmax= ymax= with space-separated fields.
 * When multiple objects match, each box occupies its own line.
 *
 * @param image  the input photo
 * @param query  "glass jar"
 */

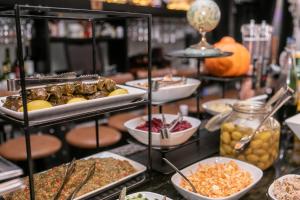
xmin=220 ymin=101 xmax=280 ymax=170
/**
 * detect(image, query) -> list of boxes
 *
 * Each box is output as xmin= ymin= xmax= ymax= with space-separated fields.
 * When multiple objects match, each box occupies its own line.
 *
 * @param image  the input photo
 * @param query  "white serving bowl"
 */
xmin=124 ymin=114 xmax=201 ymax=147
xmin=202 ymin=99 xmax=238 ymax=115
xmin=202 ymin=95 xmax=268 ymax=116
xmin=286 ymin=113 xmax=300 ymax=140
xmin=171 ymin=157 xmax=263 ymax=200
xmin=126 ymin=77 xmax=200 ymax=104
xmin=125 ymin=192 xmax=172 ymax=200
xmin=268 ymin=174 xmax=300 ymax=200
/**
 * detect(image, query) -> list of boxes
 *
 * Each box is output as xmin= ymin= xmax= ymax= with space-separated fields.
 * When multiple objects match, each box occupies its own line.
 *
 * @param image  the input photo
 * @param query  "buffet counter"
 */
xmin=131 ymin=151 xmax=299 ymax=200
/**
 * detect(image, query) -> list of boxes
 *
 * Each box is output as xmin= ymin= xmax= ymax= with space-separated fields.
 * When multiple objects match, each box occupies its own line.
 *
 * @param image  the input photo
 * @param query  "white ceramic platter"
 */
xmin=267 ymin=174 xmax=300 ymax=200
xmin=125 ymin=192 xmax=172 ymax=200
xmin=202 ymin=99 xmax=238 ymax=115
xmin=171 ymin=157 xmax=263 ymax=200
xmin=74 ymin=151 xmax=146 ymax=200
xmin=126 ymin=77 xmax=200 ymax=104
xmin=0 ymin=85 xmax=146 ymax=122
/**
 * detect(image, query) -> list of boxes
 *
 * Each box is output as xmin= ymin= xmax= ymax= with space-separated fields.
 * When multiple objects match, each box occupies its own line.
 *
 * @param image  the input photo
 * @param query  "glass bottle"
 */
xmin=11 ymin=47 xmax=19 ymax=79
xmin=24 ymin=45 xmax=34 ymax=76
xmin=278 ymin=37 xmax=298 ymax=120
xmin=2 ymin=48 xmax=11 ymax=80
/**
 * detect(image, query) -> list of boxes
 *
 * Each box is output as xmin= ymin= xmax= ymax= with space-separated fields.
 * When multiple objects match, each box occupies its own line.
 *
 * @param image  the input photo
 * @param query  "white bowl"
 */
xmin=125 ymin=192 xmax=172 ymax=200
xmin=124 ymin=114 xmax=201 ymax=147
xmin=286 ymin=113 xmax=300 ymax=140
xmin=126 ymin=77 xmax=200 ymax=104
xmin=202 ymin=99 xmax=238 ymax=115
xmin=171 ymin=157 xmax=263 ymax=200
xmin=268 ymin=174 xmax=300 ymax=200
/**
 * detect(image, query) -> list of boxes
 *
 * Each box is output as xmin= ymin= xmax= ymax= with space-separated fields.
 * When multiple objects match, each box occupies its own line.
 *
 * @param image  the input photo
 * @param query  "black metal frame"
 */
xmin=143 ymin=53 xmax=242 ymax=174
xmin=0 ymin=3 xmax=251 ymax=198
xmin=0 ymin=5 xmax=152 ymax=200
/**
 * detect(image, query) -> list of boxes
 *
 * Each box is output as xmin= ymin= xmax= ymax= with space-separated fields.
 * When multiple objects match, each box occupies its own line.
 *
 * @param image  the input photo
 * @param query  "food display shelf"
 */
xmin=0 ymin=99 xmax=148 ymax=128
xmin=0 ymin=5 xmax=152 ymax=200
xmin=0 ymin=3 xmax=261 ymax=200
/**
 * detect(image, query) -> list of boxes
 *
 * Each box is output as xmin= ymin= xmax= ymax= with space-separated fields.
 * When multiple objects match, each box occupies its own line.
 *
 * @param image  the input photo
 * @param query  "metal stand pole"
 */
xmin=91 ymin=19 xmax=100 ymax=149
xmin=15 ymin=5 xmax=35 ymax=200
xmin=222 ymin=83 xmax=226 ymax=98
xmin=95 ymin=119 xmax=100 ymax=148
xmin=196 ymin=59 xmax=202 ymax=138
xmin=147 ymin=15 xmax=152 ymax=171
xmin=159 ymin=105 xmax=163 ymax=114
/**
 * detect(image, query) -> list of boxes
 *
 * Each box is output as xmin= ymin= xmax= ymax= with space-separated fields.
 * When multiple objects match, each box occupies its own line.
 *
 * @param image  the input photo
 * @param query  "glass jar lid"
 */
xmin=232 ymin=101 xmax=270 ymax=114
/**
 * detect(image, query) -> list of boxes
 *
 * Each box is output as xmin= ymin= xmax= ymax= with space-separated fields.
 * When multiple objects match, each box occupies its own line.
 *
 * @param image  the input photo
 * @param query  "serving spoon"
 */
xmin=162 ymin=158 xmax=197 ymax=193
xmin=234 ymin=87 xmax=294 ymax=153
xmin=119 ymin=187 xmax=127 ymax=200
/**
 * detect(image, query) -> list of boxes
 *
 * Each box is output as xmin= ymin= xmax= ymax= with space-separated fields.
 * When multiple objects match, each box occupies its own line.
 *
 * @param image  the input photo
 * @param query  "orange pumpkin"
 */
xmin=205 ymin=36 xmax=250 ymax=77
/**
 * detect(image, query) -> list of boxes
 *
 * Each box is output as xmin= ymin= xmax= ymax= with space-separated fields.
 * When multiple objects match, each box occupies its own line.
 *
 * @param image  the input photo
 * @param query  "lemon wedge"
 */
xmin=19 ymin=100 xmax=52 ymax=112
xmin=67 ymin=97 xmax=87 ymax=104
xmin=108 ymin=88 xmax=128 ymax=97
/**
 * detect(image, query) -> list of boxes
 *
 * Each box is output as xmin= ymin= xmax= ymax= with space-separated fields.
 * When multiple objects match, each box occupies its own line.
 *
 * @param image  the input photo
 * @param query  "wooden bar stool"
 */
xmin=108 ymin=112 xmax=140 ymax=144
xmin=66 ymin=125 xmax=121 ymax=158
xmin=144 ymin=103 xmax=179 ymax=115
xmin=0 ymin=134 xmax=62 ymax=173
xmin=108 ymin=112 xmax=140 ymax=133
xmin=177 ymin=68 xmax=197 ymax=78
xmin=0 ymin=134 xmax=62 ymax=161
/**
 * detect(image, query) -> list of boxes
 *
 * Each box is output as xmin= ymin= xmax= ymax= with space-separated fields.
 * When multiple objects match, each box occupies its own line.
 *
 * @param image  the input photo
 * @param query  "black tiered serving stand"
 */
xmin=0 ymin=5 xmax=153 ymax=200
xmin=131 ymin=49 xmax=240 ymax=174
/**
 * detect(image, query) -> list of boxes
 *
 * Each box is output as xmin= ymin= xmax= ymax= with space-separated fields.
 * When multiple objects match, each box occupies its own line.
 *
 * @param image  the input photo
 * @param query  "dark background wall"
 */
xmin=0 ymin=0 xmax=294 ymax=64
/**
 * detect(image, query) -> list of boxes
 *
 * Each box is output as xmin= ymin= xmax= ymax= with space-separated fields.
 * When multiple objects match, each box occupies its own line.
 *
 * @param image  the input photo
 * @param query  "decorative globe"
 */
xmin=187 ymin=0 xmax=221 ymax=33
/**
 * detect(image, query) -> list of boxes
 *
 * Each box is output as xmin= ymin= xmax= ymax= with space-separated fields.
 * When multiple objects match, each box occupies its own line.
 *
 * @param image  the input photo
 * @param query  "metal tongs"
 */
xmin=7 ymin=72 xmax=99 ymax=91
xmin=152 ymin=77 xmax=187 ymax=92
xmin=160 ymin=112 xmax=183 ymax=139
xmin=53 ymin=158 xmax=76 ymax=200
xmin=66 ymin=162 xmax=96 ymax=200
xmin=119 ymin=187 xmax=127 ymax=200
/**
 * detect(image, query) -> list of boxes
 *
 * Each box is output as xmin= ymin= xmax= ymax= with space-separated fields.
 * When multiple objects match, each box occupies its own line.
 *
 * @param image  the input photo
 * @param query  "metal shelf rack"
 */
xmin=1 ymin=1 xmax=186 ymax=17
xmin=140 ymin=50 xmax=248 ymax=174
xmin=0 ymin=5 xmax=153 ymax=200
